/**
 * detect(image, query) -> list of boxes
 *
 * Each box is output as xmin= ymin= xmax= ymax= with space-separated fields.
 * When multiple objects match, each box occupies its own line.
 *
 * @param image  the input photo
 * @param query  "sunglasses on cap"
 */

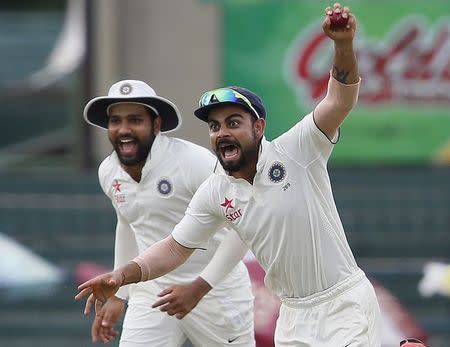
xmin=199 ymin=88 xmax=261 ymax=119
xmin=400 ymin=338 xmax=425 ymax=346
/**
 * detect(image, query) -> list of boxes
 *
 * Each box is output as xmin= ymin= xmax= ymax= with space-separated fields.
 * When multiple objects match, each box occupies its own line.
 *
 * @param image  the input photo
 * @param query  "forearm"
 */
xmin=116 ymin=261 xmax=142 ymax=286
xmin=190 ymin=276 xmax=212 ymax=298
xmin=132 ymin=235 xmax=194 ymax=282
xmin=313 ymin=71 xmax=360 ymax=138
xmin=200 ymin=229 xmax=248 ymax=287
xmin=332 ymin=40 xmax=358 ymax=84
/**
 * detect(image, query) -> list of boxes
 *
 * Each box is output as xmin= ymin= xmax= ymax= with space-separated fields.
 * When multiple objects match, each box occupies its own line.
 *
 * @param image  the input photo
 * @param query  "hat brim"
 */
xmin=194 ymin=101 xmax=255 ymax=123
xmin=84 ymin=96 xmax=182 ymax=133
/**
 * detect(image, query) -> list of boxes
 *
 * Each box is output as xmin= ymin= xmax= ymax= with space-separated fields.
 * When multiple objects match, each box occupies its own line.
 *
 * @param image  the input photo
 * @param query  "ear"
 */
xmin=153 ymin=116 xmax=162 ymax=134
xmin=254 ymin=118 xmax=266 ymax=139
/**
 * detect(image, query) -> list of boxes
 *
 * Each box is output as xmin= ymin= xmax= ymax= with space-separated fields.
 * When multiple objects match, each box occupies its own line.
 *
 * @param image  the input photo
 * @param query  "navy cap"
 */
xmin=194 ymin=86 xmax=266 ymax=122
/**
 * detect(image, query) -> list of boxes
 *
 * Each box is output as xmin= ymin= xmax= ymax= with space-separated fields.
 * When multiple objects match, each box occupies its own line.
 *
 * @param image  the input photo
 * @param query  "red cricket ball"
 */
xmin=329 ymin=11 xmax=349 ymax=30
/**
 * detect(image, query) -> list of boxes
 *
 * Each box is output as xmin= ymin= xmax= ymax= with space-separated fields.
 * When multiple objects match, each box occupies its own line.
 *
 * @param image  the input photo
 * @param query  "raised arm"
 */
xmin=314 ymin=3 xmax=359 ymax=139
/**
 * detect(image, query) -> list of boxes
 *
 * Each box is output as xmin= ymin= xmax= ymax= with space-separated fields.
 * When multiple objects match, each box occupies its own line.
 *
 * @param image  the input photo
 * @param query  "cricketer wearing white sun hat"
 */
xmin=83 ymin=79 xmax=182 ymax=133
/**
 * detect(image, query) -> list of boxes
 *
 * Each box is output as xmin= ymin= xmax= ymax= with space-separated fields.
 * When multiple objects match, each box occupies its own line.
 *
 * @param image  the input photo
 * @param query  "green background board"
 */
xmin=221 ymin=0 xmax=450 ymax=166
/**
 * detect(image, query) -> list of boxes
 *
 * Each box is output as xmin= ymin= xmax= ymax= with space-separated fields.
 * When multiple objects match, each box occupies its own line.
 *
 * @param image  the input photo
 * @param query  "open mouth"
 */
xmin=219 ymin=142 xmax=240 ymax=160
xmin=118 ymin=138 xmax=138 ymax=157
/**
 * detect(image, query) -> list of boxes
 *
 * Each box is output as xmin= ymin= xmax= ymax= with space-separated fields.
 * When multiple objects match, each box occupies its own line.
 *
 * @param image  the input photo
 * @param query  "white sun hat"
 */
xmin=83 ymin=80 xmax=182 ymax=133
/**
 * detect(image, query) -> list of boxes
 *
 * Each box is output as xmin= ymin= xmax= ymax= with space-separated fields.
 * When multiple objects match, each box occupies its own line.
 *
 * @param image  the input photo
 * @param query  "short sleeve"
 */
xmin=273 ymin=112 xmax=337 ymax=167
xmin=172 ymin=177 xmax=225 ymax=248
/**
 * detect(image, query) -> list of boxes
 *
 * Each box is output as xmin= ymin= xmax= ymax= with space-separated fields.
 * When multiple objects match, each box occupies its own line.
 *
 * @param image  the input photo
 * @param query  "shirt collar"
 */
xmin=141 ymin=132 xmax=166 ymax=177
xmin=256 ymin=135 xmax=269 ymax=172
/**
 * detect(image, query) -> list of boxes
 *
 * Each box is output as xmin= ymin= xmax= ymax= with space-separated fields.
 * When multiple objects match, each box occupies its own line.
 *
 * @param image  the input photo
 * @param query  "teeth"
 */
xmin=120 ymin=139 xmax=133 ymax=143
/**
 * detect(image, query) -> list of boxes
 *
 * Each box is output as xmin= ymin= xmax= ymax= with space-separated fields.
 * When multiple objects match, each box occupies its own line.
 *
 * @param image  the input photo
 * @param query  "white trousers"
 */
xmin=119 ymin=281 xmax=255 ymax=347
xmin=275 ymin=270 xmax=381 ymax=347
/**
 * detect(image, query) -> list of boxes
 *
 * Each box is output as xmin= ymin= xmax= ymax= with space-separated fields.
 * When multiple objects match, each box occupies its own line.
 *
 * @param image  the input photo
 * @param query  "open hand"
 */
xmin=75 ymin=270 xmax=124 ymax=315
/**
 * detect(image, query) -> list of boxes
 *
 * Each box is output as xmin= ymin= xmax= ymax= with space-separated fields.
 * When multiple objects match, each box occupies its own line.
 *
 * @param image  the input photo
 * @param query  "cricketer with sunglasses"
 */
xmin=76 ymin=4 xmax=427 ymax=347
xmin=81 ymin=79 xmax=255 ymax=347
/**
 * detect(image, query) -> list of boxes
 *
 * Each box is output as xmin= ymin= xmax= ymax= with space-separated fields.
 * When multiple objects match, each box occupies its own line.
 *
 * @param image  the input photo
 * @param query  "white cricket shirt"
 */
xmin=99 ymin=133 xmax=248 ymax=299
xmin=172 ymin=113 xmax=359 ymax=299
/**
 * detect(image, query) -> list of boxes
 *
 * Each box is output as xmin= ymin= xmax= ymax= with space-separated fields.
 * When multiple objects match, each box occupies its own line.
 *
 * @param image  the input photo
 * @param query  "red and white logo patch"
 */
xmin=220 ymin=197 xmax=243 ymax=222
xmin=112 ymin=179 xmax=126 ymax=203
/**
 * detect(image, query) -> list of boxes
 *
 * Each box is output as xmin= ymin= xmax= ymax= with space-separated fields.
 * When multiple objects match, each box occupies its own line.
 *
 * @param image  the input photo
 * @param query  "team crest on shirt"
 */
xmin=112 ymin=179 xmax=126 ymax=203
xmin=221 ymin=197 xmax=242 ymax=222
xmin=157 ymin=177 xmax=173 ymax=196
xmin=268 ymin=161 xmax=286 ymax=183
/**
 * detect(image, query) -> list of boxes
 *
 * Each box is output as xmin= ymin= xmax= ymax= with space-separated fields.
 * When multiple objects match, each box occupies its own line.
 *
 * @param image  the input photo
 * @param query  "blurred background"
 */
xmin=0 ymin=0 xmax=449 ymax=346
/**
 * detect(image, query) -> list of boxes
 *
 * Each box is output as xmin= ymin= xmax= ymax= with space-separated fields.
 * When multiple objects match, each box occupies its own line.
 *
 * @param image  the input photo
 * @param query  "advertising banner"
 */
xmin=222 ymin=0 xmax=450 ymax=166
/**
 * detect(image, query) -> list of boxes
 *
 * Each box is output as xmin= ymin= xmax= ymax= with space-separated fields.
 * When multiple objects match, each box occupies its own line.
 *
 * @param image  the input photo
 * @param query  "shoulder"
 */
xmin=200 ymin=172 xmax=227 ymax=192
xmin=169 ymin=137 xmax=214 ymax=157
xmin=166 ymin=136 xmax=216 ymax=167
xmin=98 ymin=153 xmax=118 ymax=192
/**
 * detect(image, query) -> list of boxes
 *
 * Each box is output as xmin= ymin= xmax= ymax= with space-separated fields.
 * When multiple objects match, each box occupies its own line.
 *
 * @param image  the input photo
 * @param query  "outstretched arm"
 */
xmin=152 ymin=229 xmax=249 ymax=319
xmin=75 ymin=235 xmax=194 ymax=313
xmin=314 ymin=3 xmax=359 ymax=139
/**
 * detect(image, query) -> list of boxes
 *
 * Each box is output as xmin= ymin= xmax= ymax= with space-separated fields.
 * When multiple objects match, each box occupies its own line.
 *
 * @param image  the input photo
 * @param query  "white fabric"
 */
xmin=99 ymin=133 xmax=254 ymax=346
xmin=200 ymin=228 xmax=249 ymax=287
xmin=120 ymin=280 xmax=255 ymax=347
xmin=172 ymin=76 xmax=361 ymax=299
xmin=112 ymin=214 xmax=138 ymax=300
xmin=275 ymin=271 xmax=381 ymax=347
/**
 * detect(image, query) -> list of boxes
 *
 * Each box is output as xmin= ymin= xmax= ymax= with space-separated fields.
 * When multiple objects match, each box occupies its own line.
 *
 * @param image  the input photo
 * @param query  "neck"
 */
xmin=123 ymin=162 xmax=145 ymax=182
xmin=229 ymin=161 xmax=257 ymax=184
xmin=229 ymin=166 xmax=256 ymax=184
xmin=229 ymin=139 xmax=262 ymax=184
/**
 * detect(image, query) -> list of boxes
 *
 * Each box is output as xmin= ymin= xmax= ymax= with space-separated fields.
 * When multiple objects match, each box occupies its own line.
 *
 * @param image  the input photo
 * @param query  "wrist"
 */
xmin=334 ymin=41 xmax=354 ymax=54
xmin=112 ymin=295 xmax=126 ymax=304
xmin=195 ymin=276 xmax=213 ymax=296
xmin=119 ymin=261 xmax=142 ymax=285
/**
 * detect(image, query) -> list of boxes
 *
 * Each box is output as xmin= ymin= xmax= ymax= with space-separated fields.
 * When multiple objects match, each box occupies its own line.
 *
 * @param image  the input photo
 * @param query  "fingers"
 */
xmin=322 ymin=2 xmax=355 ymax=37
xmin=152 ymin=295 xmax=172 ymax=308
xmin=99 ymin=327 xmax=119 ymax=343
xmin=95 ymin=298 xmax=103 ymax=315
xmin=153 ymin=297 xmax=188 ymax=318
xmin=175 ymin=312 xmax=187 ymax=320
xmin=157 ymin=287 xmax=173 ymax=297
xmin=108 ymin=278 xmax=118 ymax=287
xmin=91 ymin=313 xmax=103 ymax=342
xmin=84 ymin=293 xmax=96 ymax=315
xmin=77 ymin=277 xmax=98 ymax=291
xmin=75 ymin=287 xmax=92 ymax=301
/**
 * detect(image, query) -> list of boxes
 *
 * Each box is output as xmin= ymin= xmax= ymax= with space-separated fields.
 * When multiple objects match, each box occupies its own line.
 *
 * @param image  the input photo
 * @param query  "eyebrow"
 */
xmin=208 ymin=113 xmax=245 ymax=123
xmin=109 ymin=113 xmax=146 ymax=118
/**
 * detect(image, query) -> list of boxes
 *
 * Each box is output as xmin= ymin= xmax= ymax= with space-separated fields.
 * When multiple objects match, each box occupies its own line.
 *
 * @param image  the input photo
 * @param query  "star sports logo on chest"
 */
xmin=220 ymin=197 xmax=242 ymax=222
xmin=112 ymin=179 xmax=126 ymax=203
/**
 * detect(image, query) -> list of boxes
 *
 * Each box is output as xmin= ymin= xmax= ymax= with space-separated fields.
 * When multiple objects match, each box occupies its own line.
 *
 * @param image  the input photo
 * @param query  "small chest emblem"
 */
xmin=268 ymin=162 xmax=286 ymax=183
xmin=220 ymin=197 xmax=243 ymax=222
xmin=112 ymin=179 xmax=126 ymax=203
xmin=157 ymin=178 xmax=173 ymax=196
xmin=220 ymin=197 xmax=234 ymax=212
